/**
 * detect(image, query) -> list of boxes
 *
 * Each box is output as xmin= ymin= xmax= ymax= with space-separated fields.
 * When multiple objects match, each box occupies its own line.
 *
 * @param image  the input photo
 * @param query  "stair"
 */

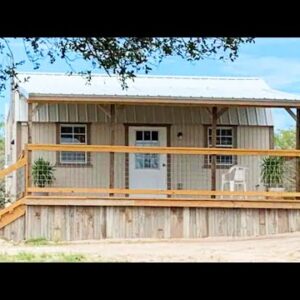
xmin=0 ymin=154 xmax=28 ymax=230
xmin=0 ymin=198 xmax=26 ymax=229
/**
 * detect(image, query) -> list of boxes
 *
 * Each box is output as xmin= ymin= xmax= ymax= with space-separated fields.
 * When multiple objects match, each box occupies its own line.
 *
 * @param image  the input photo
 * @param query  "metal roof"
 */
xmin=17 ymin=72 xmax=300 ymax=103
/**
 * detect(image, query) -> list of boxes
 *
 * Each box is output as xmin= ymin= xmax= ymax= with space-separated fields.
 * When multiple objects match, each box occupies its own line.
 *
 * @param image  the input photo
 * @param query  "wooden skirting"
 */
xmin=0 ymin=216 xmax=25 ymax=241
xmin=3 ymin=196 xmax=300 ymax=241
xmin=24 ymin=205 xmax=300 ymax=241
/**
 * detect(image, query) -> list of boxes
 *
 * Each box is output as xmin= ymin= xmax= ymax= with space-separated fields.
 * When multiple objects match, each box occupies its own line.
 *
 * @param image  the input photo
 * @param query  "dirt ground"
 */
xmin=2 ymin=232 xmax=300 ymax=262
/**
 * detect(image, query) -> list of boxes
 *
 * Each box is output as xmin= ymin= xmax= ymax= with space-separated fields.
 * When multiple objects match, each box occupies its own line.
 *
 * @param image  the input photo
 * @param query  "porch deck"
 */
xmin=2 ymin=144 xmax=300 ymax=241
xmin=3 ymin=194 xmax=300 ymax=241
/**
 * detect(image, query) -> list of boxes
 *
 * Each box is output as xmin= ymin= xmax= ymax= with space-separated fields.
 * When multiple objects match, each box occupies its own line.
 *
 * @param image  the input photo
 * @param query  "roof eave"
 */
xmin=26 ymin=94 xmax=300 ymax=108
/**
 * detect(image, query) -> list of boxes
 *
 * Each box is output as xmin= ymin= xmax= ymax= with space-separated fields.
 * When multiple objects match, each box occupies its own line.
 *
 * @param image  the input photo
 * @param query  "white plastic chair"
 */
xmin=221 ymin=165 xmax=248 ymax=199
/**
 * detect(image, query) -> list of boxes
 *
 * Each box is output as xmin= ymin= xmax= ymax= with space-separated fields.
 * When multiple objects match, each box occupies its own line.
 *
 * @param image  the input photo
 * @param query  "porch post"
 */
xmin=109 ymin=104 xmax=116 ymax=196
xmin=26 ymin=102 xmax=33 ymax=195
xmin=296 ymin=109 xmax=300 ymax=193
xmin=211 ymin=106 xmax=217 ymax=198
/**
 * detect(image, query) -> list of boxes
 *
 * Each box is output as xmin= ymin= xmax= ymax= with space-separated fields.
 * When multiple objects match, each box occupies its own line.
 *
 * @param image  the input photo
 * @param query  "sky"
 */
xmin=2 ymin=37 xmax=300 ymax=132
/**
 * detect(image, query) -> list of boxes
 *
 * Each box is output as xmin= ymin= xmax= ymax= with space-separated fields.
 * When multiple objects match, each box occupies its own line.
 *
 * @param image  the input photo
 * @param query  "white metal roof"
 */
xmin=16 ymin=72 xmax=300 ymax=102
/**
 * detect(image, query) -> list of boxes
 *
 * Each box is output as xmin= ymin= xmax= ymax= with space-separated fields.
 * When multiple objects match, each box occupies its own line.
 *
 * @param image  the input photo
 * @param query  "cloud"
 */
xmin=221 ymin=54 xmax=300 ymax=93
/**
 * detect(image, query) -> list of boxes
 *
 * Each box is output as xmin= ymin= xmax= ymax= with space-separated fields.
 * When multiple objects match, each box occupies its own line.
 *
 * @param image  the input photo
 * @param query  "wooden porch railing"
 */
xmin=25 ymin=144 xmax=300 ymax=200
xmin=28 ymin=144 xmax=300 ymax=156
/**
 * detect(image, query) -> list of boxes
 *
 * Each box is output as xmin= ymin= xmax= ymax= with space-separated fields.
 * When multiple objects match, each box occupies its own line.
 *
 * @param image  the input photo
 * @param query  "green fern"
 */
xmin=261 ymin=156 xmax=284 ymax=188
xmin=32 ymin=158 xmax=55 ymax=188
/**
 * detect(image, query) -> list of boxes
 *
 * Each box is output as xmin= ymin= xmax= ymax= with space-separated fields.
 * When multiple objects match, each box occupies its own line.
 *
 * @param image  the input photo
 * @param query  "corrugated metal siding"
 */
xmin=31 ymin=123 xmax=111 ymax=192
xmin=265 ymin=109 xmax=273 ymax=125
xmin=238 ymin=127 xmax=270 ymax=191
xmin=32 ymin=123 xmax=56 ymax=144
xmin=171 ymin=114 xmax=270 ymax=192
xmin=170 ymin=125 xmax=206 ymax=191
xmin=33 ymin=104 xmax=273 ymax=126
xmin=169 ymin=125 xmax=270 ymax=192
xmin=33 ymin=104 xmax=110 ymax=123
xmin=31 ymin=123 xmax=126 ymax=193
xmin=30 ymin=116 xmax=271 ymax=193
xmin=20 ymin=124 xmax=28 ymax=154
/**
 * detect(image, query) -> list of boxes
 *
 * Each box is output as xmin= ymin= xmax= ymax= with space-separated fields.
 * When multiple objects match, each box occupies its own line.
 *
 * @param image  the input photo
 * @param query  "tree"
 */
xmin=0 ymin=37 xmax=254 ymax=92
xmin=274 ymin=128 xmax=296 ymax=149
xmin=274 ymin=128 xmax=297 ymax=191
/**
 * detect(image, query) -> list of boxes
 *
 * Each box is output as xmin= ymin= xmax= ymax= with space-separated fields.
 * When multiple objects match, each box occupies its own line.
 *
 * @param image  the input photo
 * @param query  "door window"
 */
xmin=135 ymin=130 xmax=160 ymax=169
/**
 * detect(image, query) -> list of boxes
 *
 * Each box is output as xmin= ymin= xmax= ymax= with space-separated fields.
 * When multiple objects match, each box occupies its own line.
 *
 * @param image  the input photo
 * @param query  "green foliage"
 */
xmin=15 ymin=252 xmax=36 ymax=261
xmin=274 ymin=128 xmax=296 ymax=149
xmin=0 ymin=37 xmax=254 ymax=92
xmin=0 ymin=252 xmax=86 ymax=262
xmin=261 ymin=156 xmax=284 ymax=188
xmin=58 ymin=254 xmax=86 ymax=262
xmin=25 ymin=238 xmax=49 ymax=246
xmin=32 ymin=158 xmax=55 ymax=188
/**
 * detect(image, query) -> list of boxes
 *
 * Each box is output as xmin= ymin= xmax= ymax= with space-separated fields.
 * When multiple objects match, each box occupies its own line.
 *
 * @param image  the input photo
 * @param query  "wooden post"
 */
xmin=211 ymin=106 xmax=217 ymax=198
xmin=27 ymin=103 xmax=33 ymax=195
xmin=296 ymin=109 xmax=300 ymax=193
xmin=24 ymin=146 xmax=29 ymax=195
xmin=109 ymin=104 xmax=116 ymax=197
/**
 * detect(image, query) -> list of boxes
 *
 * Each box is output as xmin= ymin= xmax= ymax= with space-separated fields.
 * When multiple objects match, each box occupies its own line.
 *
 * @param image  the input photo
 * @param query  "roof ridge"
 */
xmin=17 ymin=71 xmax=262 ymax=81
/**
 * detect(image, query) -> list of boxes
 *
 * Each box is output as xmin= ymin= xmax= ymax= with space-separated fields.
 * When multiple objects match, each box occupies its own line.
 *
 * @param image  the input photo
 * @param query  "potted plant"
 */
xmin=32 ymin=158 xmax=55 ymax=196
xmin=260 ymin=156 xmax=285 ymax=193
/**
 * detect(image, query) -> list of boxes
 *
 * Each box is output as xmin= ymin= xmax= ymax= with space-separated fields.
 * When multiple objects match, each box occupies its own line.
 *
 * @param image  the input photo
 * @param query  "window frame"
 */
xmin=205 ymin=126 xmax=237 ymax=168
xmin=59 ymin=124 xmax=88 ymax=165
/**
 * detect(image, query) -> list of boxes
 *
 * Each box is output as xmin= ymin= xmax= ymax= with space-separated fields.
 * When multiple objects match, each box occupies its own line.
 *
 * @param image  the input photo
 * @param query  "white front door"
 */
xmin=128 ymin=126 xmax=167 ymax=198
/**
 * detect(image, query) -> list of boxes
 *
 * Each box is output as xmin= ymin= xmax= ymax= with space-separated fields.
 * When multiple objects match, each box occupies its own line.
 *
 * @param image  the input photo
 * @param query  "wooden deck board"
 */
xmin=23 ymin=196 xmax=300 ymax=210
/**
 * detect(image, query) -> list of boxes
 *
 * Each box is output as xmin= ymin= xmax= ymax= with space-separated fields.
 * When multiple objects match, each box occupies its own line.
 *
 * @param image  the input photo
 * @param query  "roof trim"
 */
xmin=27 ymin=95 xmax=300 ymax=108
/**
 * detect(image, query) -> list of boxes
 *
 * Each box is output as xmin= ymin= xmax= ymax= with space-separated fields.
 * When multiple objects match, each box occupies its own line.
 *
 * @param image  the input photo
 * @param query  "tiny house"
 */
xmin=2 ymin=72 xmax=300 ymax=241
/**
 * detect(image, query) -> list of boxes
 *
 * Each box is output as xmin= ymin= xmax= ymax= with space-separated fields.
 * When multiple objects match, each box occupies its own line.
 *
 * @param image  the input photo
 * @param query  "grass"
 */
xmin=24 ymin=238 xmax=50 ymax=246
xmin=56 ymin=253 xmax=86 ymax=262
xmin=0 ymin=252 xmax=87 ymax=262
xmin=0 ymin=252 xmax=129 ymax=262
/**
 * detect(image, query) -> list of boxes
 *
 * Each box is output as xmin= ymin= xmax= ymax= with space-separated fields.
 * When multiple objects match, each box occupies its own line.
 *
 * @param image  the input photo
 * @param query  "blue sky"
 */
xmin=2 ymin=37 xmax=300 ymax=131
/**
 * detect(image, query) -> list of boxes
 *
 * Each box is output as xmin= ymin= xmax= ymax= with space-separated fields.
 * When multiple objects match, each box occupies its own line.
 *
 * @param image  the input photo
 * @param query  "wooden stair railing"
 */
xmin=0 ymin=198 xmax=26 ymax=229
xmin=0 ymin=154 xmax=28 ymax=229
xmin=0 ymin=156 xmax=27 ymax=179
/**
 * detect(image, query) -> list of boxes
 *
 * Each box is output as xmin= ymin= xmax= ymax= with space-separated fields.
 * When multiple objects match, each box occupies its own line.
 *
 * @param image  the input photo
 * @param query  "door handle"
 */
xmin=162 ymin=163 xmax=166 ymax=167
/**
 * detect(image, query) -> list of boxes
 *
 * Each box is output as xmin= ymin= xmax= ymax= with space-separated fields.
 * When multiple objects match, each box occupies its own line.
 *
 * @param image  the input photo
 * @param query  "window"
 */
xmin=135 ymin=130 xmax=160 ymax=169
xmin=59 ymin=124 xmax=87 ymax=164
xmin=207 ymin=127 xmax=235 ymax=166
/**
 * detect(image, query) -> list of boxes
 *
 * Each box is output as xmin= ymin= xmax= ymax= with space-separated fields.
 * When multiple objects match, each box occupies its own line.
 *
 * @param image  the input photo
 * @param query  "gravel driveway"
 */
xmin=1 ymin=232 xmax=300 ymax=262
